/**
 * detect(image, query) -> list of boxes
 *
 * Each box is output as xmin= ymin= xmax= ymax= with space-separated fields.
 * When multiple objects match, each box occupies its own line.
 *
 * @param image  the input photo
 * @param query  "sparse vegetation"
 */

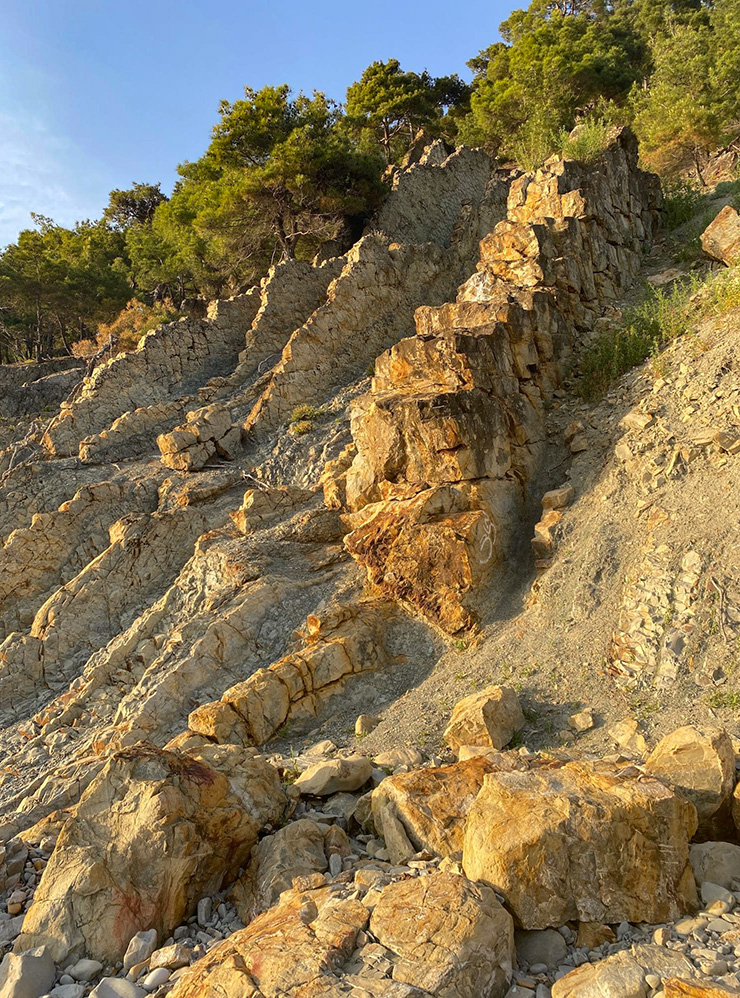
xmin=559 ymin=117 xmax=613 ymax=164
xmin=705 ymin=689 xmax=740 ymax=710
xmin=579 ymin=273 xmax=703 ymax=399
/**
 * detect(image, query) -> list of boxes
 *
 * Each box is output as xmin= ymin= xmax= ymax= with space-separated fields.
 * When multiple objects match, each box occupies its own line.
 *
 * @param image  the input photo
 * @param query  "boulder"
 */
xmin=515 ymin=928 xmax=568 ymax=970
xmin=14 ymin=745 xmax=285 ymax=964
xmin=294 ymin=756 xmax=373 ymax=796
xmin=229 ymin=819 xmax=328 ymax=923
xmin=463 ymin=760 xmax=698 ymax=928
xmin=165 ymin=881 xmax=371 ymax=997
xmin=372 ymin=757 xmax=495 ymax=863
xmin=370 ymin=873 xmax=514 ymax=998
xmin=690 ymin=842 xmax=740 ymax=889
xmin=552 ymin=944 xmax=694 ymax=998
xmin=0 ymin=950 xmax=55 ymax=998
xmin=645 ymin=726 xmax=736 ymax=840
xmin=443 ymin=686 xmax=524 ymax=752
xmin=608 ymin=717 xmax=647 ymax=756
xmin=701 ymin=205 xmax=740 ymax=266
xmin=167 ymin=872 xmax=513 ymax=997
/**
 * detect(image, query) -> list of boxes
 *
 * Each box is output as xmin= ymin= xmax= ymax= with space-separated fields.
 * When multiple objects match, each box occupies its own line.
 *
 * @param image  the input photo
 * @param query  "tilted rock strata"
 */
xmin=343 ymin=128 xmax=662 ymax=632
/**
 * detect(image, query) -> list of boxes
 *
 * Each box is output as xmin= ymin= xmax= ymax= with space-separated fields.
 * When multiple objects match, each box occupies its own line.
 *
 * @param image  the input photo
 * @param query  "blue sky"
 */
xmin=0 ymin=0 xmax=512 ymax=248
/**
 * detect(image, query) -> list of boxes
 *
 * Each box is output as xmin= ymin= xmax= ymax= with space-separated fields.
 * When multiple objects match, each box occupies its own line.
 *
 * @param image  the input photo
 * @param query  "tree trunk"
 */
xmin=382 ymin=121 xmax=392 ymax=164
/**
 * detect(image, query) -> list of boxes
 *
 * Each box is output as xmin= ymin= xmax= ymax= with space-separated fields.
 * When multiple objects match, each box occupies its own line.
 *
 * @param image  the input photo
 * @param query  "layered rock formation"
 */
xmin=10 ymin=131 xmax=740 ymax=998
xmin=343 ymin=127 xmax=661 ymax=631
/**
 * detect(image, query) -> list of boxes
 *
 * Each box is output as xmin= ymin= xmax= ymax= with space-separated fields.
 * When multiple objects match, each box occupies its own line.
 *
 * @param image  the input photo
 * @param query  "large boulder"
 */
xmin=167 ymin=872 xmax=513 ymax=998
xmin=443 ymin=685 xmax=524 ymax=752
xmin=645 ymin=726 xmax=736 ymax=841
xmin=701 ymin=205 xmax=740 ymax=266
xmin=14 ymin=744 xmax=285 ymax=964
xmin=369 ymin=873 xmax=514 ymax=998
xmin=463 ymin=760 xmax=698 ymax=928
xmin=372 ymin=757 xmax=498 ymax=863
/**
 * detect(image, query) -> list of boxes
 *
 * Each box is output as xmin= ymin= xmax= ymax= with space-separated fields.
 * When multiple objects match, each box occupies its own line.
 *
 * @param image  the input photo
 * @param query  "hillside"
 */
xmin=1 ymin=129 xmax=740 ymax=998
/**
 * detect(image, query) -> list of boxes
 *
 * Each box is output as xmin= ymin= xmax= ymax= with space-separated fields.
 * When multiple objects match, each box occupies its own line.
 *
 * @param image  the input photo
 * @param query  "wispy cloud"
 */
xmin=0 ymin=110 xmax=102 ymax=247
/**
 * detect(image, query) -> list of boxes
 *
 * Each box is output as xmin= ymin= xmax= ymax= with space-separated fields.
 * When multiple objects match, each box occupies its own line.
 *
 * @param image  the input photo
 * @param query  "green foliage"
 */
xmin=579 ymin=276 xmax=701 ymax=398
xmin=631 ymin=0 xmax=740 ymax=181
xmin=345 ymin=59 xmax=470 ymax=163
xmin=661 ymin=177 xmax=705 ymax=229
xmin=464 ymin=0 xmax=646 ymax=160
xmin=579 ymin=266 xmax=740 ymax=399
xmin=0 ymin=217 xmax=130 ymax=362
xmin=103 ymin=182 xmax=168 ymax=229
xmin=291 ymin=404 xmax=325 ymax=422
xmin=559 ymin=116 xmax=613 ymax=162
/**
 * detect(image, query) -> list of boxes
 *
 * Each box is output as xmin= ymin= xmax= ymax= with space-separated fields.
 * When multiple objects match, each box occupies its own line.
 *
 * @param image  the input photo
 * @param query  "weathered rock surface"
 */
xmin=665 ymin=981 xmax=740 ymax=996
xmin=690 ymin=841 xmax=740 ymax=888
xmin=443 ymin=685 xmax=524 ymax=752
xmin=645 ymin=726 xmax=736 ymax=840
xmin=463 ymin=760 xmax=698 ymax=928
xmin=0 ymin=949 xmax=55 ymax=998
xmin=701 ymin=205 xmax=740 ymax=266
xmin=343 ymin=127 xmax=661 ymax=631
xmin=14 ymin=745 xmax=284 ymax=963
xmin=372 ymin=757 xmax=496 ymax=862
xmin=229 ymin=818 xmax=328 ymax=923
xmin=551 ymin=944 xmax=695 ymax=998
xmin=167 ymin=872 xmax=513 ymax=998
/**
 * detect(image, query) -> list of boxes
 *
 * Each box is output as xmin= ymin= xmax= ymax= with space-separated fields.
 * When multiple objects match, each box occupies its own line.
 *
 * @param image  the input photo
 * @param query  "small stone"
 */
xmin=645 ymin=974 xmax=661 ymax=988
xmin=141 ymin=967 xmax=170 ymax=991
xmin=570 ymin=433 xmax=589 ymax=454
xmin=329 ymin=854 xmax=343 ymax=877
xmin=90 ymin=979 xmax=146 ymax=998
xmin=52 ymin=985 xmax=85 ymax=998
xmin=122 ymin=929 xmax=158 ymax=972
xmin=196 ymin=897 xmax=212 ymax=928
xmin=621 ymin=410 xmax=654 ymax=431
xmin=149 ymin=944 xmax=190 ymax=971
xmin=68 ymin=958 xmax=104 ymax=982
xmin=702 ymin=883 xmax=735 ymax=907
xmin=568 ymin=709 xmax=594 ymax=733
xmin=541 ymin=486 xmax=575 ymax=510
xmin=355 ymin=714 xmax=379 ymax=737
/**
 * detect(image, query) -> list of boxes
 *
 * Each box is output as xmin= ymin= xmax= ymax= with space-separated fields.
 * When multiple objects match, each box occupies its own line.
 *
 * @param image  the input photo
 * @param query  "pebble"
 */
xmin=141 ymin=967 xmax=170 ymax=991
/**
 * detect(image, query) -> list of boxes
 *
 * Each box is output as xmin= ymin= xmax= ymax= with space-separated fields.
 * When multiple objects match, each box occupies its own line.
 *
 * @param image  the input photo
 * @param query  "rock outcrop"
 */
xmin=342 ymin=127 xmax=661 ymax=631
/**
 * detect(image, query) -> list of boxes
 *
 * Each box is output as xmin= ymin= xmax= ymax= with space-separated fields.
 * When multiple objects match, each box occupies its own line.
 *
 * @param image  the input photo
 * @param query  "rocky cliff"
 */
xmin=1 ymin=131 xmax=740 ymax=998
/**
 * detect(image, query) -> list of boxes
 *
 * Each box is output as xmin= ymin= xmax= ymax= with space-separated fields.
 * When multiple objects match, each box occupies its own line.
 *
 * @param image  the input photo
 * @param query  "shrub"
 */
xmin=290 ymin=404 xmax=325 ymax=423
xmin=559 ymin=117 xmax=613 ymax=164
xmin=290 ymin=419 xmax=314 ymax=436
xmin=662 ymin=178 xmax=705 ymax=230
xmin=578 ymin=275 xmax=701 ymax=399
